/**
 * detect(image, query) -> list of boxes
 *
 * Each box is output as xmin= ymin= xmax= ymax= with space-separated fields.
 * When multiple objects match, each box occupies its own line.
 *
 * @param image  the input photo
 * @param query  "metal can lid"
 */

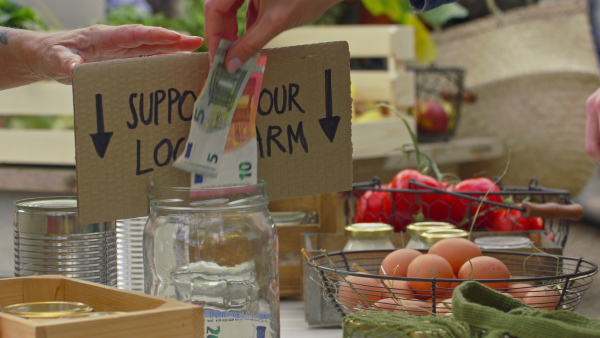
xmin=474 ymin=236 xmax=532 ymax=249
xmin=345 ymin=223 xmax=393 ymax=238
xmin=14 ymin=197 xmax=78 ymax=211
xmin=2 ymin=301 xmax=93 ymax=318
xmin=407 ymin=222 xmax=456 ymax=236
xmin=420 ymin=229 xmax=469 ymax=244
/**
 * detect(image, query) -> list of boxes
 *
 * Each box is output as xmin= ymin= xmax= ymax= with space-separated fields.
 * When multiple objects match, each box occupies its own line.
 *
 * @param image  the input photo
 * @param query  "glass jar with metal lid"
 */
xmin=343 ymin=223 xmax=395 ymax=251
xmin=405 ymin=222 xmax=456 ymax=249
xmin=419 ymin=229 xmax=470 ymax=249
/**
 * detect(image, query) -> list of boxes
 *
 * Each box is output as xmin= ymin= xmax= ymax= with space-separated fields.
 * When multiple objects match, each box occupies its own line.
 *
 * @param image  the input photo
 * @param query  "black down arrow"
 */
xmin=90 ymin=94 xmax=113 ymax=158
xmin=319 ymin=69 xmax=340 ymax=143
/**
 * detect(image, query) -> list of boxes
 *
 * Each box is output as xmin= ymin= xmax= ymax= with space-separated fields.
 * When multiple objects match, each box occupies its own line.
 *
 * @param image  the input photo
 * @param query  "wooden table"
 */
xmin=281 ymin=300 xmax=343 ymax=337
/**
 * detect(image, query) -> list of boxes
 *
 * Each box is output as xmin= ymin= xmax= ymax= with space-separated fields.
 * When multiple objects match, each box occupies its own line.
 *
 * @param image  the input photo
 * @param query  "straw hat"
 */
xmin=433 ymin=0 xmax=599 ymax=195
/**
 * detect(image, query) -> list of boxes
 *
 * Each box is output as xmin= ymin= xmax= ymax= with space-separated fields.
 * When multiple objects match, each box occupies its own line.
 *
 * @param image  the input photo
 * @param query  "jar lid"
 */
xmin=420 ymin=229 xmax=469 ymax=244
xmin=2 ymin=301 xmax=93 ymax=318
xmin=407 ymin=222 xmax=456 ymax=236
xmin=345 ymin=223 xmax=393 ymax=238
xmin=474 ymin=236 xmax=532 ymax=249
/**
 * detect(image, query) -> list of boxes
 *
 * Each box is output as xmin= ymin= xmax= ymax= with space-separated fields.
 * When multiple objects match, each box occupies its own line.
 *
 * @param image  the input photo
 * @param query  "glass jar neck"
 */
xmin=149 ymin=180 xmax=269 ymax=212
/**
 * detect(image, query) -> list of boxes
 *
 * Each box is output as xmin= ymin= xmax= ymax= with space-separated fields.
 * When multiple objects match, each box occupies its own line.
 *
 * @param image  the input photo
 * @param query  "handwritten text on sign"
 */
xmin=90 ymin=70 xmax=338 ymax=176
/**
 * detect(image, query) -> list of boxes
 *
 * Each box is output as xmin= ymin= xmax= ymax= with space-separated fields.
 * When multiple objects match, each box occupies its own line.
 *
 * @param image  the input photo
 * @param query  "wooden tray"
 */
xmin=0 ymin=276 xmax=203 ymax=338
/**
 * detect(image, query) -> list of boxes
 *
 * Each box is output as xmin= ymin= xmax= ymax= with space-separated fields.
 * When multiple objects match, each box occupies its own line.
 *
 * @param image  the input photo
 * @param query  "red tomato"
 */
xmin=447 ymin=178 xmax=502 ymax=230
xmin=355 ymin=185 xmax=392 ymax=224
xmin=493 ymin=208 xmax=531 ymax=231
xmin=530 ymin=217 xmax=544 ymax=230
xmin=389 ymin=169 xmax=444 ymax=231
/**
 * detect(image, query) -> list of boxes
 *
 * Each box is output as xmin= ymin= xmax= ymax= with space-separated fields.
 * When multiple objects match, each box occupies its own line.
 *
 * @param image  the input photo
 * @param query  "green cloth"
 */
xmin=452 ymin=281 xmax=600 ymax=338
xmin=342 ymin=281 xmax=600 ymax=338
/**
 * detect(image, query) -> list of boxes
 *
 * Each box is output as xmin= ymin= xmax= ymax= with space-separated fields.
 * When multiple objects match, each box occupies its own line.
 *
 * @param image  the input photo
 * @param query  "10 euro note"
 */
xmin=174 ymin=39 xmax=259 ymax=178
xmin=190 ymin=56 xmax=267 ymax=190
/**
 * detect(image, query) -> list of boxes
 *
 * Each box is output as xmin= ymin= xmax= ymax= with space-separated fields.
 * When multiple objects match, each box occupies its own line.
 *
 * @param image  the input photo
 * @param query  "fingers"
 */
xmin=224 ymin=11 xmax=290 ymax=72
xmin=204 ymin=0 xmax=244 ymax=61
xmin=89 ymin=24 xmax=203 ymax=50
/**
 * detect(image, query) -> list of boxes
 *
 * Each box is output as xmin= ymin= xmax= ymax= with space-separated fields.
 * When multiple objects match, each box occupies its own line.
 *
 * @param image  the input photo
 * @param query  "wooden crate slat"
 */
xmin=0 ymin=81 xmax=73 ymax=116
xmin=351 ymin=70 xmax=414 ymax=107
xmin=0 ymin=130 xmax=75 ymax=165
xmin=266 ymin=25 xmax=415 ymax=61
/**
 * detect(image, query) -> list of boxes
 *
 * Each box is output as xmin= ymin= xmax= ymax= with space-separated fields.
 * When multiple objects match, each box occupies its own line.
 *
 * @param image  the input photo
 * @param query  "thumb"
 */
xmin=224 ymin=17 xmax=286 ymax=72
xmin=62 ymin=54 xmax=84 ymax=76
xmin=54 ymin=53 xmax=84 ymax=85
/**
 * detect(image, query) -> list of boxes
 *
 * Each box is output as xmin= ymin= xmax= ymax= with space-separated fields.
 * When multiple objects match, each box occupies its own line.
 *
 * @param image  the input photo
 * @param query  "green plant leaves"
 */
xmin=418 ymin=2 xmax=468 ymax=26
xmin=0 ymin=0 xmax=47 ymax=30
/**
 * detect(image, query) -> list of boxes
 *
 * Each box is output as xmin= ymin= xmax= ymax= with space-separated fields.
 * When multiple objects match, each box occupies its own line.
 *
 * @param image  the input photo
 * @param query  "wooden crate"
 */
xmin=266 ymin=25 xmax=417 ymax=158
xmin=0 ymin=81 xmax=75 ymax=165
xmin=0 ymin=275 xmax=203 ymax=338
xmin=269 ymin=193 xmax=345 ymax=298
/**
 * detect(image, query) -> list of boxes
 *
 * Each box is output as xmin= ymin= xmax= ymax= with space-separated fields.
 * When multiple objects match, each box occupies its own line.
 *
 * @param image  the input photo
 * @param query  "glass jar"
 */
xmin=343 ymin=223 xmax=395 ymax=251
xmin=419 ymin=229 xmax=470 ymax=249
xmin=405 ymin=222 xmax=456 ymax=249
xmin=143 ymin=180 xmax=279 ymax=337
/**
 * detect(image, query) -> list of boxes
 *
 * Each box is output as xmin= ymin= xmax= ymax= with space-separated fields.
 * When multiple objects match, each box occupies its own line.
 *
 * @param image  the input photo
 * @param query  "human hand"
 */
xmin=30 ymin=24 xmax=203 ymax=85
xmin=586 ymin=88 xmax=600 ymax=163
xmin=203 ymin=0 xmax=342 ymax=72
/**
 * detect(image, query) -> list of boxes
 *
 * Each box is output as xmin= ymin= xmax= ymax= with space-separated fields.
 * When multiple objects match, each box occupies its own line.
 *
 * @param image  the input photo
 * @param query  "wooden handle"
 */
xmin=521 ymin=202 xmax=584 ymax=221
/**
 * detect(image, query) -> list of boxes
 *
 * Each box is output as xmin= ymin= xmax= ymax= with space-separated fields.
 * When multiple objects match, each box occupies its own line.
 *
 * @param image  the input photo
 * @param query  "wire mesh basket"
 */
xmin=306 ymin=249 xmax=598 ymax=317
xmin=408 ymin=66 xmax=466 ymax=143
xmin=346 ymin=177 xmax=576 ymax=248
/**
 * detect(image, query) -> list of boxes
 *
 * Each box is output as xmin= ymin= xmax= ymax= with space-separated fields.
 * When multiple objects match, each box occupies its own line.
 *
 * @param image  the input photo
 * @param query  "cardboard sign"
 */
xmin=72 ymin=42 xmax=353 ymax=224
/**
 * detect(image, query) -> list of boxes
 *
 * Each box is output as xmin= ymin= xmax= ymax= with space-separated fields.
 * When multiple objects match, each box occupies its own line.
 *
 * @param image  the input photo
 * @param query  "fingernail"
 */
xmin=226 ymin=58 xmax=242 ymax=73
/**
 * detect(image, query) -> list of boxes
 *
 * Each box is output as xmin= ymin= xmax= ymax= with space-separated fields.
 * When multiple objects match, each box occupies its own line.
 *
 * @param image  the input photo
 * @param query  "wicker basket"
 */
xmin=433 ymin=0 xmax=600 ymax=195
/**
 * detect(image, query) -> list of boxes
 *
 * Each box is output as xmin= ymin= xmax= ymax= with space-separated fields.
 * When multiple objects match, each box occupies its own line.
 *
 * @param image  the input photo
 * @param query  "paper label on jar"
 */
xmin=205 ymin=310 xmax=271 ymax=338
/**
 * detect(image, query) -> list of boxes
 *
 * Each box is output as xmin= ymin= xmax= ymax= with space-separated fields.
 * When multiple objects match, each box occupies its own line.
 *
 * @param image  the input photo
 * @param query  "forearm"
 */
xmin=0 ymin=27 xmax=44 ymax=90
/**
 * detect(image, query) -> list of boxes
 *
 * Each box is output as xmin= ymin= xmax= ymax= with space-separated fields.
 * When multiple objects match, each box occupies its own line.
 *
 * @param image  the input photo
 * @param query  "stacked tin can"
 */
xmin=115 ymin=216 xmax=147 ymax=292
xmin=13 ymin=197 xmax=117 ymax=286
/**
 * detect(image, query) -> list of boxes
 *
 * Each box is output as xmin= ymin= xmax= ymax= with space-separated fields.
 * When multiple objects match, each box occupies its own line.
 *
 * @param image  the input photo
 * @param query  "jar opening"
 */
xmin=150 ymin=180 xmax=269 ymax=211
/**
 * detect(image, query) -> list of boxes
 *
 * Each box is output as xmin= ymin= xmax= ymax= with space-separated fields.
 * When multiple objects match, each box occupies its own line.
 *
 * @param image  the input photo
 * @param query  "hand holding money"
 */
xmin=174 ymin=40 xmax=259 ymax=178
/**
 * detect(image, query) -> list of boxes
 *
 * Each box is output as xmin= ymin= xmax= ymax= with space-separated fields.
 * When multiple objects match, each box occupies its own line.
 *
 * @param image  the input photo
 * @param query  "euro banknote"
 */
xmin=174 ymin=39 xmax=259 ymax=178
xmin=190 ymin=55 xmax=267 ymax=189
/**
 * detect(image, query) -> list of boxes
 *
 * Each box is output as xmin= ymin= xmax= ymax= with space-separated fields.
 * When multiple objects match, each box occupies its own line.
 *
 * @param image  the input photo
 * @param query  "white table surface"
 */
xmin=281 ymin=301 xmax=343 ymax=337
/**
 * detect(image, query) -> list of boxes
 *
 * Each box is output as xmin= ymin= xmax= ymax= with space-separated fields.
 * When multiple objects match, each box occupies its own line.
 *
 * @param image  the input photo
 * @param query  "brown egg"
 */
xmin=524 ymin=286 xmax=560 ymax=310
xmin=457 ymin=256 xmax=511 ymax=290
xmin=338 ymin=275 xmax=383 ymax=309
xmin=395 ymin=299 xmax=431 ymax=316
xmin=407 ymin=254 xmax=454 ymax=297
xmin=507 ymin=283 xmax=535 ymax=300
xmin=380 ymin=279 xmax=417 ymax=300
xmin=379 ymin=248 xmax=423 ymax=277
xmin=372 ymin=298 xmax=402 ymax=312
xmin=428 ymin=238 xmax=482 ymax=275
